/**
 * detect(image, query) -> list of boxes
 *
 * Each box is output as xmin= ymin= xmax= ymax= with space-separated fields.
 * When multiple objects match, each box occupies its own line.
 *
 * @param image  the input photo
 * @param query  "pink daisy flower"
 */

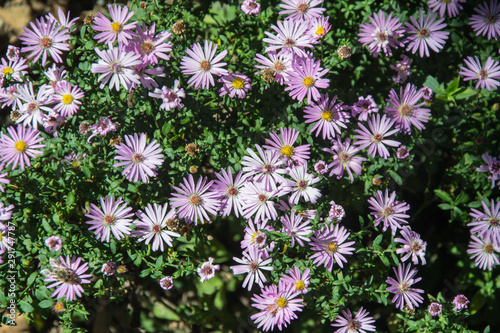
xmin=282 ymin=162 xmax=321 ymax=205
xmin=459 ymin=56 xmax=500 ymax=91
xmin=254 ymin=51 xmax=292 ymax=85
xmin=148 ymin=80 xmax=185 ymax=111
xmin=53 ymin=81 xmax=84 ymax=118
xmin=15 ymin=82 xmax=54 ymax=129
xmin=324 ymin=137 xmax=366 ymax=182
xmin=198 ymin=257 xmax=220 ymax=282
xmin=395 ymin=226 xmax=427 ymax=265
xmin=470 ymin=0 xmax=500 ymax=40
xmin=159 ymin=276 xmax=174 ymax=290
xmin=351 ymin=95 xmax=379 ymax=121
xmin=304 ymin=94 xmax=350 ymax=140
xmin=240 ymin=181 xmax=280 ymax=223
xmin=0 ymin=84 xmax=22 ymax=112
xmin=285 ymin=56 xmax=329 ymax=105
xmin=391 ymin=54 xmax=412 ymax=84
xmin=47 ymin=7 xmax=79 ymax=32
xmin=211 ymin=167 xmax=247 ymax=218
xmin=240 ymin=218 xmax=274 ymax=253
xmin=92 ymin=4 xmax=137 ymax=45
xmin=314 ymin=160 xmax=329 ymax=175
xmin=132 ymin=65 xmax=165 ymax=90
xmin=85 ymin=196 xmax=134 ymax=243
xmin=41 ymin=111 xmax=65 ymax=137
xmin=218 ymin=72 xmax=252 ymax=98
xmin=0 ymin=57 xmax=28 ymax=82
xmin=262 ymin=19 xmax=313 ymax=58
xmin=281 ymin=211 xmax=312 ymax=247
xmin=428 ymin=0 xmax=465 ymax=18
xmin=281 ymin=266 xmax=311 ymax=294
xmin=308 ymin=15 xmax=331 ymax=42
xmin=101 ymin=262 xmax=116 ymax=276
xmin=230 ymin=246 xmax=274 ymax=291
xmin=180 ymin=40 xmax=228 ymax=90
xmin=133 ymin=203 xmax=180 ymax=252
xmin=386 ymin=263 xmax=424 ymax=310
xmin=477 ymin=152 xmax=500 ymax=189
xmin=241 ymin=144 xmax=288 ymax=192
xmin=358 ymin=10 xmax=405 ymax=57
xmin=91 ymin=46 xmax=142 ymax=91
xmin=452 ymin=294 xmax=469 ymax=311
xmin=263 ymin=127 xmax=310 ymax=166
xmin=44 ymin=236 xmax=62 ymax=251
xmin=241 ymin=0 xmax=261 ymax=15
xmin=310 ymin=223 xmax=355 ymax=270
xmin=44 ymin=64 xmax=68 ymax=89
xmin=331 ymin=307 xmax=376 ymax=333
xmin=404 ymin=9 xmax=449 ymax=57
xmin=429 ymin=302 xmax=442 ymax=316
xmin=368 ymin=189 xmax=410 ymax=236
xmin=278 ymin=0 xmax=326 ymax=21
xmin=6 ymin=46 xmax=20 ymax=61
xmin=353 ymin=114 xmax=401 ymax=160
xmin=125 ymin=22 xmax=172 ymax=68
xmin=0 ymin=125 xmax=45 ymax=171
xmin=467 ymin=234 xmax=500 ymax=270
xmin=468 ymin=199 xmax=500 ymax=246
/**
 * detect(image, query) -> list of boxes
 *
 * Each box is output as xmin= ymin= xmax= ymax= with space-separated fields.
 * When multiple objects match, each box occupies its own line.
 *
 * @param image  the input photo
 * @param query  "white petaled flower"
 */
xmin=133 ymin=203 xmax=180 ymax=252
xmin=282 ymin=162 xmax=321 ymax=205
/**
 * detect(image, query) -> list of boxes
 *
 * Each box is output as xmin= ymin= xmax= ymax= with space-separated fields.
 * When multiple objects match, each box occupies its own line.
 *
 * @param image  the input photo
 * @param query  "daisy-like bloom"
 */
xmin=285 ymin=57 xmax=329 ymax=105
xmin=230 ymin=246 xmax=274 ymax=291
xmin=149 ymin=80 xmax=185 ymax=111
xmin=117 ymin=265 xmax=127 ymax=274
xmin=92 ymin=4 xmax=136 ymax=45
xmin=279 ymin=0 xmax=325 ymax=21
xmin=15 ymin=83 xmax=54 ymax=128
xmin=0 ymin=85 xmax=22 ymax=112
xmin=324 ymin=137 xmax=366 ymax=182
xmin=250 ymin=279 xmax=304 ymax=331
xmin=314 ymin=160 xmax=329 ymax=175
xmin=467 ymin=234 xmax=500 ymax=270
xmin=47 ymin=7 xmax=79 ymax=32
xmin=132 ymin=65 xmax=166 ymax=90
xmin=42 ymin=110 xmax=65 ymax=137
xmin=125 ymin=22 xmax=172 ymax=68
xmin=198 ymin=257 xmax=220 ymax=282
xmin=358 ymin=10 xmax=405 ymax=57
xmin=385 ymin=83 xmax=431 ymax=135
xmin=133 ymin=203 xmax=180 ymax=252
xmin=281 ymin=266 xmax=311 ymax=294
xmin=113 ymin=133 xmax=164 ymax=183
xmin=395 ymin=226 xmax=427 ymax=265
xmin=211 ymin=167 xmax=247 ymax=218
xmin=396 ymin=146 xmax=410 ymax=159
xmin=218 ymin=72 xmax=252 ymax=98
xmin=254 ymin=51 xmax=292 ymax=85
xmin=45 ymin=64 xmax=68 ymax=89
xmin=91 ymin=46 xmax=142 ymax=91
xmin=469 ymin=199 xmax=500 ymax=244
xmin=351 ymin=95 xmax=379 ymax=121
xmin=354 ymin=114 xmax=401 ymax=160
xmin=0 ymin=57 xmax=28 ymax=82
xmin=42 ymin=255 xmax=92 ymax=302
xmin=6 ymin=46 xmax=20 ymax=61
xmin=459 ymin=56 xmax=500 ymax=91
xmin=368 ymin=190 xmax=410 ymax=236
xmin=282 ymin=162 xmax=321 ymax=205
xmin=308 ymin=15 xmax=331 ymax=42
xmin=304 ymin=94 xmax=350 ymax=140
xmin=326 ymin=200 xmax=346 ymax=223
xmin=470 ymin=0 xmax=500 ymax=40
xmin=242 ymin=144 xmax=288 ymax=192
xmin=0 ymin=125 xmax=45 ymax=171
xmin=85 ymin=196 xmax=134 ymax=243
xmin=52 ymin=81 xmax=84 ymax=118
xmin=170 ymin=174 xmax=220 ymax=225
xmin=263 ymin=127 xmax=310 ymax=166
xmin=391 ymin=54 xmax=411 ymax=84
xmin=101 ymin=262 xmax=116 ymax=276
xmin=428 ymin=302 xmax=442 ymax=316
xmin=19 ymin=16 xmax=70 ymax=66
xmin=477 ymin=152 xmax=500 ymax=189
xmin=262 ymin=19 xmax=313 ymax=58
xmin=44 ymin=236 xmax=62 ymax=251
xmin=0 ymin=222 xmax=14 ymax=252
xmin=428 ymin=0 xmax=465 ymax=18
xmin=281 ymin=211 xmax=312 ymax=247
xmin=385 ymin=263 xmax=424 ymax=310
xmin=180 ymin=40 xmax=228 ymax=90
xmin=0 ymin=202 xmax=14 ymax=222
xmin=63 ymin=152 xmax=87 ymax=168
xmin=240 ymin=181 xmax=279 ymax=223
xmin=159 ymin=276 xmax=174 ymax=290
xmin=52 ymin=302 xmax=64 ymax=314
xmin=310 ymin=224 xmax=355 ymax=271
xmin=241 ymin=218 xmax=273 ymax=253
xmin=452 ymin=294 xmax=469 ymax=311
xmin=331 ymin=307 xmax=376 ymax=333
xmin=421 ymin=86 xmax=433 ymax=100
xmin=404 ymin=9 xmax=449 ymax=57
xmin=87 ymin=117 xmax=118 ymax=142
xmin=241 ymin=0 xmax=261 ymax=15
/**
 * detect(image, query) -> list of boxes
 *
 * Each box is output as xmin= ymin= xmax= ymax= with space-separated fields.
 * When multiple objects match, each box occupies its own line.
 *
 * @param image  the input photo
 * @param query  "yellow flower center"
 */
xmin=2 ymin=67 xmax=13 ymax=75
xmin=62 ymin=94 xmax=73 ymax=104
xmin=200 ymin=60 xmax=211 ymax=71
xmin=303 ymin=77 xmax=314 ymax=87
xmin=190 ymin=194 xmax=202 ymax=206
xmin=281 ymin=145 xmax=294 ymax=157
xmin=327 ymin=241 xmax=337 ymax=253
xmin=398 ymin=104 xmax=414 ymax=117
xmin=484 ymin=244 xmax=494 ymax=253
xmin=232 ymin=77 xmax=244 ymax=89
xmin=276 ymin=297 xmax=288 ymax=308
xmin=251 ymin=232 xmax=258 ymax=243
xmin=295 ymin=280 xmax=305 ymax=290
xmin=15 ymin=141 xmax=27 ymax=153
xmin=321 ymin=110 xmax=332 ymax=121
xmin=111 ymin=22 xmax=123 ymax=33
xmin=54 ymin=303 xmax=64 ymax=311
xmin=316 ymin=26 xmax=325 ymax=36
xmin=40 ymin=37 xmax=52 ymax=49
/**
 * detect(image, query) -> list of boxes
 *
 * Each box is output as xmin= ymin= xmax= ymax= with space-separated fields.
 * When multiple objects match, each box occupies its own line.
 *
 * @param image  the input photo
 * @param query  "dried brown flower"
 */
xmin=337 ymin=45 xmax=352 ymax=60
xmin=261 ymin=68 xmax=276 ymax=83
xmin=83 ymin=13 xmax=95 ymax=25
xmin=110 ymin=135 xmax=123 ymax=146
xmin=10 ymin=110 xmax=21 ymax=121
xmin=172 ymin=20 xmax=185 ymax=35
xmin=140 ymin=2 xmax=147 ymax=10
xmin=165 ymin=217 xmax=180 ymax=231
xmin=185 ymin=143 xmax=199 ymax=157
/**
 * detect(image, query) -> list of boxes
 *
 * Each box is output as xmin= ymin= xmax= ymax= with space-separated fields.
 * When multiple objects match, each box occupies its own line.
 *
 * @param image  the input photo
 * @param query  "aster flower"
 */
xmin=421 ymin=86 xmax=433 ymax=100
xmin=170 ymin=174 xmax=220 ymax=225
xmin=218 ymin=72 xmax=252 ymax=98
xmin=6 ymin=46 xmax=20 ymax=61
xmin=91 ymin=46 xmax=142 ymax=91
xmin=368 ymin=190 xmax=410 ymax=236
xmin=281 ymin=266 xmax=311 ymax=294
xmin=52 ymin=302 xmax=64 ymax=314
xmin=385 ymin=263 xmax=424 ymax=310
xmin=314 ymin=160 xmax=329 ymax=175
xmin=15 ymin=82 xmax=54 ymax=128
xmin=477 ymin=152 xmax=500 ymax=189
xmin=304 ymin=94 xmax=350 ymax=140
xmin=281 ymin=211 xmax=312 ymax=247
xmin=0 ymin=171 xmax=9 ymax=192
xmin=0 ymin=202 xmax=14 ymax=222
xmin=428 ymin=0 xmax=465 ymax=18
xmin=354 ymin=114 xmax=401 ymax=159
xmin=391 ymin=54 xmax=412 ymax=84
xmin=211 ymin=167 xmax=247 ymax=218
xmin=180 ymin=40 xmax=228 ymax=90
xmin=113 ymin=133 xmax=164 ymax=183
xmin=198 ymin=257 xmax=220 ymax=282
xmin=101 ymin=262 xmax=116 ymax=276
xmin=452 ymin=294 xmax=469 ymax=311
xmin=47 ymin=7 xmax=79 ymax=32
xmin=282 ymin=162 xmax=321 ymax=205
xmin=45 ymin=236 xmax=62 ymax=251
xmin=278 ymin=0 xmax=326 ymax=21
xmin=0 ymin=125 xmax=45 ymax=171
xmin=85 ymin=196 xmax=134 ymax=243
xmin=87 ymin=117 xmax=118 ymax=142
xmin=470 ymin=0 xmax=500 ymax=40
xmin=467 ymin=234 xmax=500 ymax=270
xmin=125 ymin=22 xmax=172 ymax=68
xmin=262 ymin=19 xmax=313 ymax=58
xmin=385 ymin=83 xmax=431 ymax=134
xmin=459 ymin=56 xmax=500 ymax=91
xmin=309 ymin=223 xmax=355 ymax=271
xmin=241 ymin=218 xmax=274 ymax=253
xmin=358 ymin=10 xmax=405 ymax=57
xmin=0 ymin=57 xmax=28 ymax=82
xmin=241 ymin=144 xmax=288 ymax=192
xmin=45 ymin=64 xmax=67 ymax=89
xmin=41 ymin=111 xmax=65 ymax=137
xmin=131 ymin=65 xmax=165 ymax=90
xmin=240 ymin=181 xmax=279 ymax=223
xmin=351 ymin=95 xmax=379 ymax=121
xmin=263 ymin=127 xmax=310 ymax=166
xmin=326 ymin=200 xmax=346 ymax=223
xmin=230 ymin=246 xmax=274 ymax=291
xmin=42 ymin=255 xmax=92 ymax=302
xmin=133 ymin=203 xmax=180 ymax=252
xmin=241 ymin=0 xmax=261 ymax=15
xmin=254 ymin=51 xmax=292 ymax=85
xmin=148 ymin=80 xmax=185 ymax=111
xmin=159 ymin=276 xmax=174 ymax=290
xmin=0 ymin=84 xmax=22 ymax=112
xmin=428 ymin=302 xmax=442 ymax=316
xmin=324 ymin=137 xmax=366 ymax=182
xmin=396 ymin=146 xmax=410 ymax=159
xmin=331 ymin=307 xmax=376 ymax=333
xmin=395 ymin=226 xmax=427 ymax=265
xmin=468 ymin=199 xmax=500 ymax=244
xmin=19 ymin=16 xmax=70 ymax=66
xmin=308 ymin=15 xmax=331 ymax=41
xmin=53 ymin=81 xmax=84 ymax=118
xmin=92 ymin=4 xmax=137 ymax=45
xmin=404 ymin=9 xmax=449 ymax=57
xmin=285 ymin=57 xmax=329 ymax=104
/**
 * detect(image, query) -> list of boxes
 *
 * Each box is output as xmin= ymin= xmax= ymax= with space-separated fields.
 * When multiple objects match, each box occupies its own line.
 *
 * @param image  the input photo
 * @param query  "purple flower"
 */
xmin=198 ymin=257 xmax=220 ymax=282
xmin=241 ymin=218 xmax=273 ymax=253
xmin=0 ymin=84 xmax=22 ymax=112
xmin=85 ymin=196 xmax=134 ymax=243
xmin=477 ymin=152 xmax=500 ymax=188
xmin=324 ymin=137 xmax=366 ymax=182
xmin=211 ymin=167 xmax=247 ymax=218
xmin=113 ymin=133 xmax=164 ymax=183
xmin=404 ymin=9 xmax=449 ymax=57
xmin=386 ymin=263 xmax=424 ymax=310
xmin=133 ymin=203 xmax=180 ymax=252
xmin=218 ymin=72 xmax=252 ymax=98
xmin=230 ymin=246 xmax=273 ymax=291
xmin=262 ymin=19 xmax=313 ymax=58
xmin=91 ymin=46 xmax=142 ymax=91
xmin=395 ymin=226 xmax=427 ymax=265
xmin=358 ymin=10 xmax=405 ymax=57
xmin=47 ymin=7 xmax=79 ymax=32
xmin=87 ymin=117 xmax=118 ymax=142
xmin=452 ymin=294 xmax=469 ymax=311
xmin=391 ymin=54 xmax=411 ymax=84
xmin=42 ymin=255 xmax=92 ymax=301
xmin=44 ymin=236 xmax=62 ymax=251
xmin=92 ymin=4 xmax=137 ymax=45
xmin=314 ymin=160 xmax=329 ymax=175
xmin=241 ymin=144 xmax=288 ymax=192
xmin=308 ymin=15 xmax=331 ymax=41
xmin=101 ymin=262 xmax=116 ymax=276
xmin=351 ymin=95 xmax=379 ymax=121
xmin=241 ymin=0 xmax=261 ymax=15
xmin=368 ymin=190 xmax=410 ymax=235
xmin=6 ymin=45 xmax=20 ymax=61
xmin=467 ymin=234 xmax=500 ymax=270
xmin=428 ymin=0 xmax=465 ymax=18
xmin=149 ymin=80 xmax=185 ymax=111
xmin=0 ymin=202 xmax=14 ymax=222
xmin=470 ymin=0 xmax=500 ymax=40
xmin=285 ymin=56 xmax=329 ymax=105
xmin=125 ymin=22 xmax=172 ymax=68
xmin=240 ymin=181 xmax=279 ymax=223
xmin=281 ymin=211 xmax=312 ymax=247
xmin=421 ymin=86 xmax=433 ymax=100
xmin=459 ymin=56 xmax=500 ymax=91
xmin=326 ymin=200 xmax=346 ymax=222
xmin=170 ymin=174 xmax=220 ymax=225
xmin=0 ymin=172 xmax=10 ymax=193
xmin=159 ymin=276 xmax=174 ymax=290
xmin=281 ymin=266 xmax=311 ymax=294
xmin=53 ymin=81 xmax=84 ymax=118
xmin=396 ymin=146 xmax=410 ymax=159
xmin=254 ymin=51 xmax=292 ymax=85
xmin=0 ymin=125 xmax=45 ymax=171
xmin=278 ymin=0 xmax=326 ymax=21
xmin=385 ymin=83 xmax=431 ymax=134
xmin=263 ymin=127 xmax=311 ymax=166
xmin=469 ymin=199 xmax=500 ymax=246
xmin=180 ymin=40 xmax=228 ymax=90
xmin=428 ymin=302 xmax=442 ymax=316
xmin=331 ymin=307 xmax=376 ymax=333
xmin=282 ymin=162 xmax=321 ymax=205
xmin=0 ymin=57 xmax=28 ymax=82
xmin=304 ymin=93 xmax=350 ymax=140
xmin=354 ymin=114 xmax=400 ymax=160
xmin=15 ymin=83 xmax=54 ymax=128
xmin=132 ymin=65 xmax=165 ymax=90
xmin=310 ymin=224 xmax=355 ymax=271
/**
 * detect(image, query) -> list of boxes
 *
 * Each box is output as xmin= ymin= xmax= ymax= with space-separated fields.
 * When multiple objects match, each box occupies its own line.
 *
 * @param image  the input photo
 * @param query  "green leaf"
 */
xmin=454 ymin=88 xmax=478 ymax=100
xmin=423 ymin=75 xmax=440 ymax=92
xmin=380 ymin=255 xmax=390 ymax=267
xmin=38 ymin=300 xmax=54 ymax=309
xmin=66 ymin=192 xmax=75 ymax=206
xmin=373 ymin=234 xmax=384 ymax=246
xmin=434 ymin=189 xmax=453 ymax=203
xmin=27 ymin=272 xmax=38 ymax=287
xmin=446 ymin=77 xmax=460 ymax=95
xmin=18 ymin=301 xmax=34 ymax=313
xmin=388 ymin=170 xmax=402 ymax=186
